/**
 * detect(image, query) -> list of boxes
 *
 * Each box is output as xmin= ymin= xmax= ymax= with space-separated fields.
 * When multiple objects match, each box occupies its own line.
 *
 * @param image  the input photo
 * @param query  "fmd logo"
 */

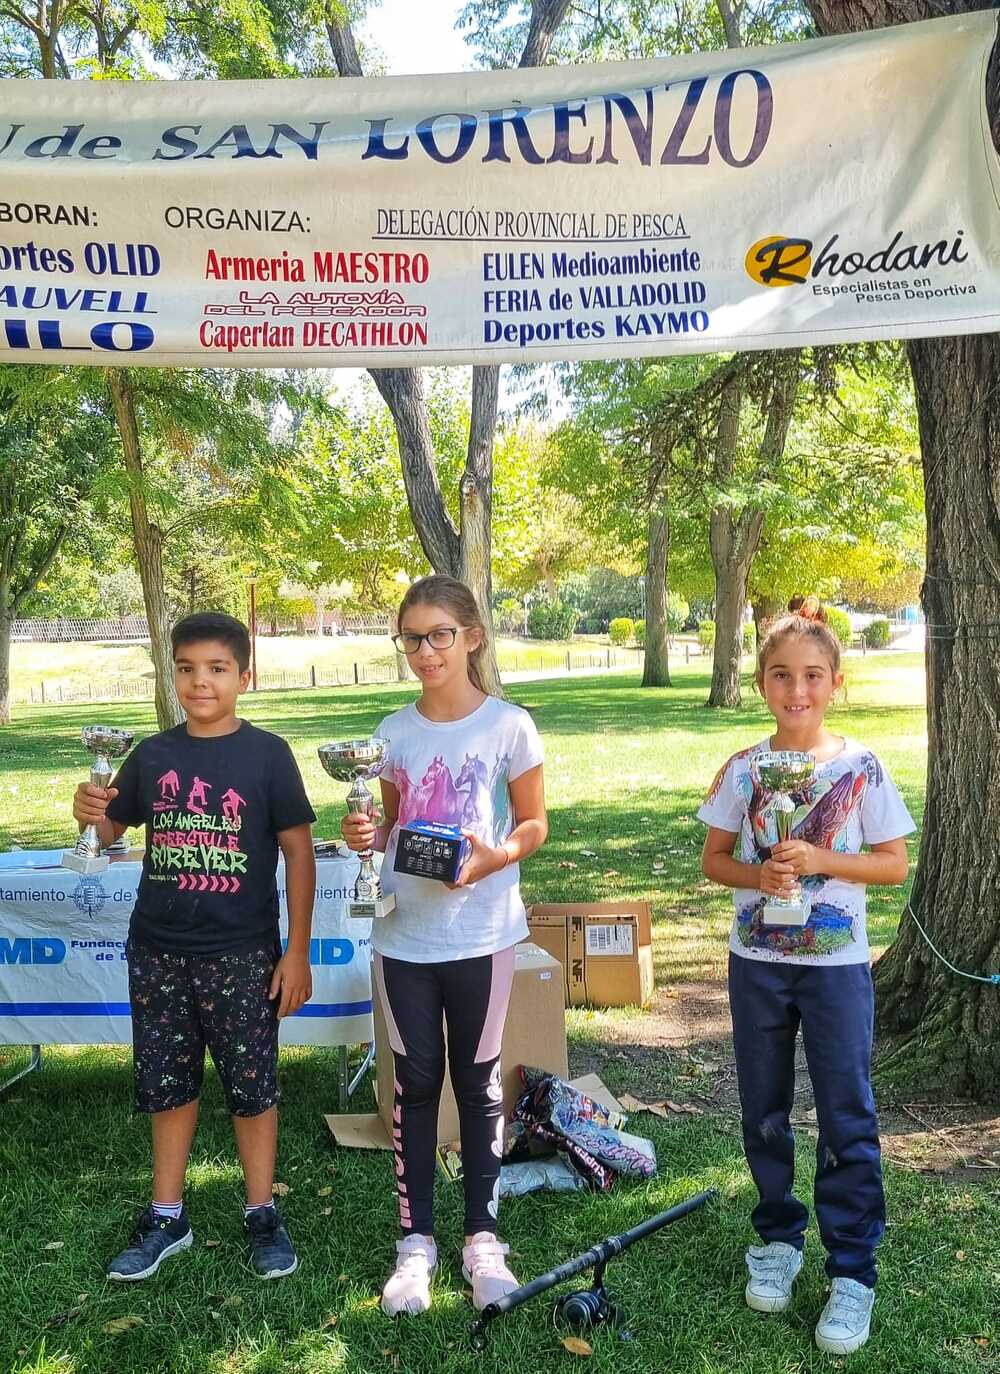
xmin=0 ymin=936 xmax=66 ymax=964
xmin=73 ymin=876 xmax=108 ymax=918
xmin=279 ymin=938 xmax=354 ymax=966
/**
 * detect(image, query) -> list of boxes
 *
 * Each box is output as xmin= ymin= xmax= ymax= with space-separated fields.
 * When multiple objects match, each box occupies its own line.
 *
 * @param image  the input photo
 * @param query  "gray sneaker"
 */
xmin=815 ymin=1277 xmax=874 ymax=1354
xmin=107 ymin=1206 xmax=193 ymax=1281
xmin=245 ymin=1205 xmax=298 ymax=1279
xmin=745 ymin=1241 xmax=803 ymax=1313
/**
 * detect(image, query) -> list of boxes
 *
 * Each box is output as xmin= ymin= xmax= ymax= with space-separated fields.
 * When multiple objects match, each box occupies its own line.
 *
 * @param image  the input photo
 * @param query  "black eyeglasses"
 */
xmin=392 ymin=627 xmax=467 ymax=654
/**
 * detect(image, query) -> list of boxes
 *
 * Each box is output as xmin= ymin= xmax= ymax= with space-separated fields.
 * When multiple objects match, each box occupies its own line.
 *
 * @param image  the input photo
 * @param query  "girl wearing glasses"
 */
xmin=341 ymin=575 xmax=547 ymax=1318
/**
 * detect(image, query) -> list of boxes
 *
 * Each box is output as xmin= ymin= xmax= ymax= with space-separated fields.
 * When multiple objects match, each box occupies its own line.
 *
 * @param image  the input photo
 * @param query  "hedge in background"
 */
xmin=527 ymin=600 xmax=579 ymax=641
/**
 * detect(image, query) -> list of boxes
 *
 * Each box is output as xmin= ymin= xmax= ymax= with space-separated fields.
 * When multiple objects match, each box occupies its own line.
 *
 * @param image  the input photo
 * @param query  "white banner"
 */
xmin=0 ymin=13 xmax=997 ymax=368
xmin=0 ymin=855 xmax=373 ymax=1047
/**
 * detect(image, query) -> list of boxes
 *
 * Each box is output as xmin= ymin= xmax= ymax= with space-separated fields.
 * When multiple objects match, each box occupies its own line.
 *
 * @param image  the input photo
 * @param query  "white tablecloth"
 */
xmin=0 ymin=852 xmax=373 ymax=1047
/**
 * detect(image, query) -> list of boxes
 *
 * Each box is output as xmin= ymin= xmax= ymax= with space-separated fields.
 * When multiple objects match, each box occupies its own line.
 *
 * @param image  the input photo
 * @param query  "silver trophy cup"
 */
xmin=318 ymin=738 xmax=396 ymax=920
xmin=753 ymin=750 xmax=816 ymax=925
xmin=63 ymin=725 xmax=135 ymax=875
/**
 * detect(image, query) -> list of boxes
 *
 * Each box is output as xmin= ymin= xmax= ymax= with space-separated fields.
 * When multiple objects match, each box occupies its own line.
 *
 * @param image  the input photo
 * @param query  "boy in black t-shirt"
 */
xmin=72 ymin=613 xmax=316 ymax=1282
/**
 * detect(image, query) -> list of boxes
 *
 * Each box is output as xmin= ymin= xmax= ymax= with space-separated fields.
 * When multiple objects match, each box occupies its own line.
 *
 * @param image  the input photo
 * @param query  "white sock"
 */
xmin=245 ymin=1201 xmax=277 ymax=1218
xmin=152 ymin=1200 xmax=183 ymax=1220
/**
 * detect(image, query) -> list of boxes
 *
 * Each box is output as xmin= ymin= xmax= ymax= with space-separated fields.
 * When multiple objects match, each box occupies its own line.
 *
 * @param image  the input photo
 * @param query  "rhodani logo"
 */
xmin=745 ymin=230 xmax=968 ymax=287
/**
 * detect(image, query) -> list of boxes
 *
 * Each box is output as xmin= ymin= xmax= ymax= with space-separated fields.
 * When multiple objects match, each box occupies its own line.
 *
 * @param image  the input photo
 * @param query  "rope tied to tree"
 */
xmin=924 ymin=623 xmax=1000 ymax=640
xmin=923 ymin=572 xmax=1000 ymax=588
xmin=903 ymin=901 xmax=1000 ymax=987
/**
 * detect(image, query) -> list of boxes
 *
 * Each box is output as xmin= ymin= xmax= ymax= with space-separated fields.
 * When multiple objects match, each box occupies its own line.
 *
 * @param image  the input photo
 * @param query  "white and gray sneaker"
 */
xmin=815 ymin=1277 xmax=875 ymax=1354
xmin=106 ymin=1206 xmax=193 ymax=1281
xmin=381 ymin=1234 xmax=437 ymax=1316
xmin=744 ymin=1241 xmax=803 ymax=1313
xmin=462 ymin=1232 xmax=520 ymax=1311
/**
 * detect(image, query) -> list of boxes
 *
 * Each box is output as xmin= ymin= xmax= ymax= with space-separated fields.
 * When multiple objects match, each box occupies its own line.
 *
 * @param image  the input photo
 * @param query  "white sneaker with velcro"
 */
xmin=745 ymin=1240 xmax=803 ymax=1313
xmin=814 ymin=1276 xmax=875 ymax=1354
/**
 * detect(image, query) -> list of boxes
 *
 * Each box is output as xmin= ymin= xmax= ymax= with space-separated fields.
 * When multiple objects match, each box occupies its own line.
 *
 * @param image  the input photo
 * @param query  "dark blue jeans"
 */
xmin=728 ymin=953 xmax=884 ymax=1288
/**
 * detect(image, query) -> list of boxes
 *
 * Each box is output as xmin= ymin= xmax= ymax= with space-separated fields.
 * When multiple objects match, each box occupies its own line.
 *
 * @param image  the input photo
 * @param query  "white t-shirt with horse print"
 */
xmin=373 ymin=696 xmax=544 ymax=963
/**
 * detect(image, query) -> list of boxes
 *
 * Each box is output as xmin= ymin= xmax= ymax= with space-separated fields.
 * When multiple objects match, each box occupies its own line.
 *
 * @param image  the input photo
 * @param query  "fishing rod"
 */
xmin=469 ymin=1188 xmax=717 ymax=1348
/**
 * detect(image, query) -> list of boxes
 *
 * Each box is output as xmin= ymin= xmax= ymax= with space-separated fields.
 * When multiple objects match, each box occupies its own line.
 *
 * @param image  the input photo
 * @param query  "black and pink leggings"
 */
xmin=374 ymin=946 xmax=515 ymax=1237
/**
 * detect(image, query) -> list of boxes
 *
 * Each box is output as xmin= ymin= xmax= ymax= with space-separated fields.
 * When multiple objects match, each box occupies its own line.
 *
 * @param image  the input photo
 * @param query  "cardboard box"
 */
xmin=527 ymin=902 xmax=654 ymax=1009
xmin=373 ymin=941 xmax=567 ymax=1144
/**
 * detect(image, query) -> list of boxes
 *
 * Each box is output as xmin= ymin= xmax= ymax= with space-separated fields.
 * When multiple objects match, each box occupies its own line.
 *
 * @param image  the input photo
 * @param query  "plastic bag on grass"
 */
xmin=512 ymin=1067 xmax=657 ymax=1189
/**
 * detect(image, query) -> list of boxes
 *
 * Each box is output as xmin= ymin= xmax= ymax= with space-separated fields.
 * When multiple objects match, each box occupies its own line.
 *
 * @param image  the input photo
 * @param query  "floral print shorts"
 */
xmin=126 ymin=936 xmax=281 ymax=1117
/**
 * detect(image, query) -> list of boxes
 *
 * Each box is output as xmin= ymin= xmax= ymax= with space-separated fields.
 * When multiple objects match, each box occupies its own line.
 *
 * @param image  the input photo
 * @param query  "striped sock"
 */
xmin=152 ymin=1200 xmax=184 ymax=1220
xmin=245 ymin=1201 xmax=276 ymax=1218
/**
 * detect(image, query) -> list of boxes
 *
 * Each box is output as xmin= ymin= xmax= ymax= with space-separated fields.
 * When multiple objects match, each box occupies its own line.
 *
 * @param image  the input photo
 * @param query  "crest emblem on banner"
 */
xmin=73 ymin=876 xmax=108 ymax=919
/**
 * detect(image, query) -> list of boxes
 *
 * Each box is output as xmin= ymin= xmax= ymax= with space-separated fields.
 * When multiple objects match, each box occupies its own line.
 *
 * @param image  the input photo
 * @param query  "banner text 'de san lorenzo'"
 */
xmin=0 ymin=11 xmax=997 ymax=367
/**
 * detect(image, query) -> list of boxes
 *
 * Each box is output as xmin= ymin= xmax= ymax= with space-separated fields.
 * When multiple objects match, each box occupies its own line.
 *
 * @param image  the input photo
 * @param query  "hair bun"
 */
xmin=788 ymin=594 xmax=826 ymax=624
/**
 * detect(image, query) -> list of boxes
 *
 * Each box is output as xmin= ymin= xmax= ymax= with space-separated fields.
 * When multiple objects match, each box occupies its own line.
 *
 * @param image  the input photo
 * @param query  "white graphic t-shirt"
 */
xmin=372 ymin=695 xmax=544 ymax=963
xmin=697 ymin=737 xmax=915 ymax=965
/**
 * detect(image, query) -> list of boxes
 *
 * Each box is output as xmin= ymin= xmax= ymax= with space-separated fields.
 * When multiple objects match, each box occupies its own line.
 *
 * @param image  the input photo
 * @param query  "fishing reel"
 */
xmin=553 ymin=1274 xmax=621 ymax=1331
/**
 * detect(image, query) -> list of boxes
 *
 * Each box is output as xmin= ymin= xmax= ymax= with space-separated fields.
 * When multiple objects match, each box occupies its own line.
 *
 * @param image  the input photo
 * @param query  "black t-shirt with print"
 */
xmin=106 ymin=721 xmax=316 ymax=956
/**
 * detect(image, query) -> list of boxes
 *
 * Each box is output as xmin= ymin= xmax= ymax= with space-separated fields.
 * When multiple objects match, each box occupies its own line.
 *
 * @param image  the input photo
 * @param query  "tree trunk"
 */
xmin=369 ymin=369 xmax=460 ymax=575
xmin=326 ymin=3 xmax=572 ymax=703
xmin=0 ymin=605 xmax=11 ymax=727
xmin=751 ymin=592 xmax=784 ymax=647
xmin=715 ymin=0 xmax=744 ymax=49
xmin=709 ymin=558 xmax=753 ymax=705
xmin=106 ymin=370 xmax=183 ymax=730
xmin=519 ymin=0 xmax=573 ymax=65
xmin=806 ymin=0 xmax=1000 ymax=1096
xmin=0 ymin=533 xmax=67 ymax=730
xmin=325 ymin=14 xmax=362 ymax=76
xmin=389 ymin=611 xmax=410 ymax=684
xmin=707 ymin=507 xmax=766 ymax=709
xmin=38 ymin=30 xmax=57 ymax=78
xmin=707 ymin=351 xmax=800 ymax=707
xmin=459 ymin=366 xmax=503 ymax=696
xmin=872 ymin=331 xmax=1000 ymax=1095
xmin=642 ymin=499 xmax=672 ymax=688
xmin=0 ymin=504 xmax=68 ymax=727
xmin=372 ymin=363 xmax=503 ymax=696
xmin=707 ymin=373 xmax=755 ymax=706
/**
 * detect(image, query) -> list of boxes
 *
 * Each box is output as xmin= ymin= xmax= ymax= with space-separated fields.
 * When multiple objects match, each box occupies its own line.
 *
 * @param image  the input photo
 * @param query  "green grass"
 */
xmin=2 ymin=1058 xmax=997 ymax=1374
xmin=4 ymin=654 xmax=993 ymax=1374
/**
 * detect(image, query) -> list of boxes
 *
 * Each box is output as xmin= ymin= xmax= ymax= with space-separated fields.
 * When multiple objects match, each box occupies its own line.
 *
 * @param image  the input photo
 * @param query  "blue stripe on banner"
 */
xmin=293 ymin=1001 xmax=373 ymax=1018
xmin=0 ymin=1002 xmax=132 ymax=1016
xmin=0 ymin=1000 xmax=373 ymax=1018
